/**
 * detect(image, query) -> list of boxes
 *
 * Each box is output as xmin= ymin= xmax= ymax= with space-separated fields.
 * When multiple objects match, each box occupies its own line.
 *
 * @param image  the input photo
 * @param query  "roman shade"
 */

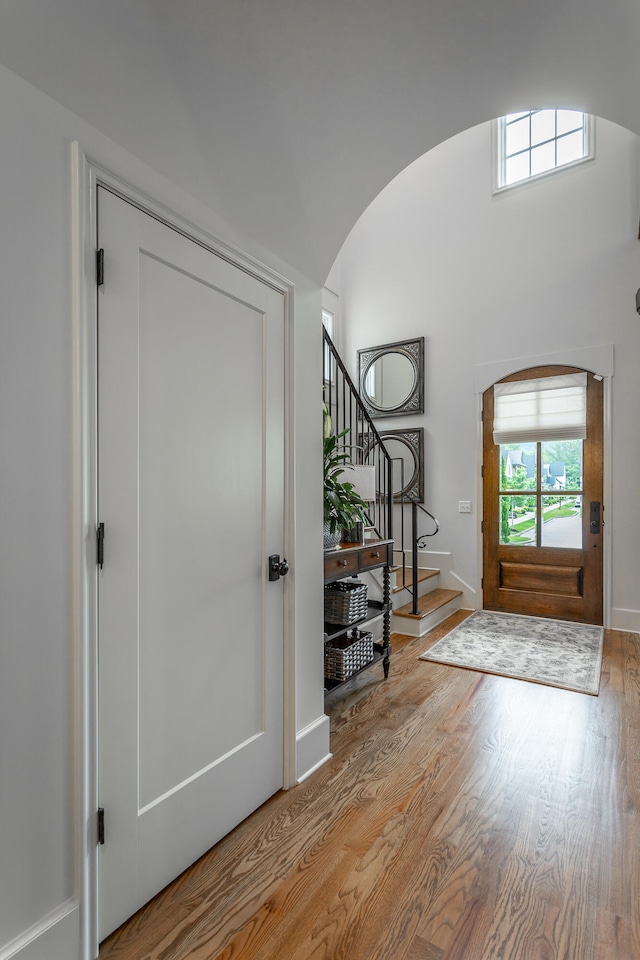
xmin=493 ymin=372 xmax=587 ymax=444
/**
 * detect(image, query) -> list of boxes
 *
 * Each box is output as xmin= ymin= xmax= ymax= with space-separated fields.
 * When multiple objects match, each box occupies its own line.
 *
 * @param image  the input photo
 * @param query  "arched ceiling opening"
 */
xmin=1 ymin=0 xmax=639 ymax=283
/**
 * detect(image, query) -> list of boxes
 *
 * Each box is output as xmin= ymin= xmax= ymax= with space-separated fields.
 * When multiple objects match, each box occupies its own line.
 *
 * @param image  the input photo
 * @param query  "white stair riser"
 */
xmin=392 ymin=595 xmax=462 ymax=637
xmin=391 ymin=570 xmax=440 ymax=608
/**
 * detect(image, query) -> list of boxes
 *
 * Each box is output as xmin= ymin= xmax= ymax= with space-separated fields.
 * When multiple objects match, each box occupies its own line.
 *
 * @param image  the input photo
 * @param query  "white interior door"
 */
xmin=97 ymin=187 xmax=286 ymax=940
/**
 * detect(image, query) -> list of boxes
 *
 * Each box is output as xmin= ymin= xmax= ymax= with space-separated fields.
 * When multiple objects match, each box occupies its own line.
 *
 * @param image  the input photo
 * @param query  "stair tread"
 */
xmin=391 ymin=567 xmax=439 ymax=593
xmin=394 ymin=587 xmax=463 ymax=619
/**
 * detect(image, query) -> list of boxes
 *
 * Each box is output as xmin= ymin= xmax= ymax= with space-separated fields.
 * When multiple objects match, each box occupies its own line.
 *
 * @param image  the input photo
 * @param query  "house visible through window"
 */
xmin=498 ymin=439 xmax=583 ymax=549
xmin=495 ymin=109 xmax=593 ymax=190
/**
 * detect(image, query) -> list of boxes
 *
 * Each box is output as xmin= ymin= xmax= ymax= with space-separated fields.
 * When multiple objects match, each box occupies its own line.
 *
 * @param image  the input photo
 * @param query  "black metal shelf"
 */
xmin=324 ymin=643 xmax=390 ymax=692
xmin=322 ymin=538 xmax=393 ymax=694
xmin=323 ymin=600 xmax=386 ymax=642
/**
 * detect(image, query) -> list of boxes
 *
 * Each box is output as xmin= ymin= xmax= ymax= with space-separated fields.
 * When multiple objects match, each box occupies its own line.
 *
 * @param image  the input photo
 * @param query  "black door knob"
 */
xmin=268 ymin=555 xmax=289 ymax=581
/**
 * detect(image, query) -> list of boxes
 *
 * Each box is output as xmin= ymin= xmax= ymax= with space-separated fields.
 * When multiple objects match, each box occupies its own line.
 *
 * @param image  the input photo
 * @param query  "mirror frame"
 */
xmin=361 ymin=428 xmax=424 ymax=503
xmin=358 ymin=337 xmax=425 ymax=419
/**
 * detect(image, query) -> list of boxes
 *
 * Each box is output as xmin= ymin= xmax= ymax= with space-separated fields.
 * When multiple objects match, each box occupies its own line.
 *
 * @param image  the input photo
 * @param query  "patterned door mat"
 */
xmin=420 ymin=610 xmax=604 ymax=695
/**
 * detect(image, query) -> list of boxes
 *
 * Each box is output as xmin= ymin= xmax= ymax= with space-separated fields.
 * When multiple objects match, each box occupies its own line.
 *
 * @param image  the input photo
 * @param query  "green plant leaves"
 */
xmin=323 ymin=426 xmax=368 ymax=531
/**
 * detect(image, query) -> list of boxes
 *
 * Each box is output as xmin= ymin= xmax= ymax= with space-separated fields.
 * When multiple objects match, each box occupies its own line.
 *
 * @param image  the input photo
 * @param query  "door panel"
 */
xmin=97 ymin=188 xmax=285 ymax=939
xmin=499 ymin=561 xmax=583 ymax=597
xmin=137 ymin=255 xmax=264 ymax=808
xmin=483 ymin=365 xmax=603 ymax=624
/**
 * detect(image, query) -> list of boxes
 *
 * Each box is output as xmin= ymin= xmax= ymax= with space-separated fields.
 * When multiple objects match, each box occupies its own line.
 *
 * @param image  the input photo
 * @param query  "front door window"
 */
xmin=499 ymin=438 xmax=583 ymax=549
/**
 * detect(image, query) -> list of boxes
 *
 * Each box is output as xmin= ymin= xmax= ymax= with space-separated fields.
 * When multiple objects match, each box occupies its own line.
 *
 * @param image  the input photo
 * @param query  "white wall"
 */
xmin=0 ymin=63 xmax=325 ymax=960
xmin=3 ymin=7 xmax=640 ymax=954
xmin=3 ymin=0 xmax=640 ymax=286
xmin=331 ymin=118 xmax=640 ymax=629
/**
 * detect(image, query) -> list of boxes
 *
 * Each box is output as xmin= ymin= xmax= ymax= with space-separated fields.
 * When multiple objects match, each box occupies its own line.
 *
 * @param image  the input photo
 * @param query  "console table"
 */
xmin=323 ymin=537 xmax=393 ymax=691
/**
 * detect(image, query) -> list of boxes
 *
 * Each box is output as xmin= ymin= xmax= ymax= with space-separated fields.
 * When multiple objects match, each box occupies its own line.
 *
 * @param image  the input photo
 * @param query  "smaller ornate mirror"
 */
xmin=381 ymin=428 xmax=424 ymax=502
xmin=361 ymin=428 xmax=424 ymax=503
xmin=358 ymin=337 xmax=424 ymax=419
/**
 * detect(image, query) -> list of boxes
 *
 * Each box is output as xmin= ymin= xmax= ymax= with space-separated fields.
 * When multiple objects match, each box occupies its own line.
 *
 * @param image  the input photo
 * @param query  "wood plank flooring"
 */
xmin=99 ymin=611 xmax=640 ymax=960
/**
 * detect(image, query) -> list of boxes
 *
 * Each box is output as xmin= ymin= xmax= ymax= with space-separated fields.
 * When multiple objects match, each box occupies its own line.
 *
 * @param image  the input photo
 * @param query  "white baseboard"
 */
xmin=611 ymin=608 xmax=640 ymax=634
xmin=449 ymin=571 xmax=478 ymax=611
xmin=415 ymin=549 xmax=452 ymax=576
xmin=296 ymin=713 xmax=331 ymax=783
xmin=0 ymin=900 xmax=79 ymax=960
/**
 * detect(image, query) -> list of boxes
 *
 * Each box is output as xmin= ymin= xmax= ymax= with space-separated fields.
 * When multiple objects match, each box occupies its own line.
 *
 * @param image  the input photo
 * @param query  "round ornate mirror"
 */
xmin=358 ymin=338 xmax=424 ymax=419
xmin=366 ymin=428 xmax=424 ymax=502
xmin=363 ymin=351 xmax=416 ymax=411
xmin=385 ymin=435 xmax=418 ymax=496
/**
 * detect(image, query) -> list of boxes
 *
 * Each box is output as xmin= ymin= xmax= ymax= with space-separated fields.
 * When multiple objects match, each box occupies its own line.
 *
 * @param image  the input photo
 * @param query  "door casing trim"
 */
xmin=473 ymin=344 xmax=614 ymax=394
xmin=71 ymin=142 xmax=296 ymax=959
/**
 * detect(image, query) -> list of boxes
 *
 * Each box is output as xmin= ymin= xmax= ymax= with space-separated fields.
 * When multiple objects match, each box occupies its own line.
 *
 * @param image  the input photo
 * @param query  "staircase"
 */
xmin=390 ymin=561 xmax=463 ymax=636
xmin=323 ymin=328 xmax=469 ymax=643
xmin=359 ymin=559 xmax=464 ymax=641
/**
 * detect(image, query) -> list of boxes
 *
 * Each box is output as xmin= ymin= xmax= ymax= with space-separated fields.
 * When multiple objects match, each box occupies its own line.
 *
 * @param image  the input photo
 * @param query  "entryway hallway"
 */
xmin=100 ymin=612 xmax=640 ymax=959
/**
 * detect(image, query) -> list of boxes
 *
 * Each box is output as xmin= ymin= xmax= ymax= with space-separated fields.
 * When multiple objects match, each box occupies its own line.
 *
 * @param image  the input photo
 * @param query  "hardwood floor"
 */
xmin=100 ymin=611 xmax=640 ymax=960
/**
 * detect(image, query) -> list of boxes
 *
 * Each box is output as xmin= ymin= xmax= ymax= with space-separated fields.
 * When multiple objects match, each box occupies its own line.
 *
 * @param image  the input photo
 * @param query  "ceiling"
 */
xmin=1 ymin=0 xmax=639 ymax=282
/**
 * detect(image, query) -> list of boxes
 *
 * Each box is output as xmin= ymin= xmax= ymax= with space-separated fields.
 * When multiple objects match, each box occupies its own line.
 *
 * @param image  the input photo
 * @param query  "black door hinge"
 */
xmin=480 ymin=520 xmax=484 ymax=533
xmin=97 ymin=807 xmax=105 ymax=845
xmin=97 ymin=522 xmax=105 ymax=569
xmin=96 ymin=248 xmax=105 ymax=287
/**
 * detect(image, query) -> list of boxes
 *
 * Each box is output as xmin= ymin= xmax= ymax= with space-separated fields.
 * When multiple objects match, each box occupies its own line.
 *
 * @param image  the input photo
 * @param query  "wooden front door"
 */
xmin=482 ymin=365 xmax=603 ymax=624
xmin=97 ymin=187 xmax=286 ymax=940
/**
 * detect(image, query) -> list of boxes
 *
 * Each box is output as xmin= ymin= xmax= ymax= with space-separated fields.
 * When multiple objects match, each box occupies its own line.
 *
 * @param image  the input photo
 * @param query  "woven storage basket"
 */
xmin=324 ymin=629 xmax=374 ymax=682
xmin=324 ymin=580 xmax=368 ymax=625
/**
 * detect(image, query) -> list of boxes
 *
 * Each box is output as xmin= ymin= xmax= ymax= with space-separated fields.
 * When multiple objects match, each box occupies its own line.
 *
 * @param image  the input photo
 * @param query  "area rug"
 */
xmin=420 ymin=610 xmax=604 ymax=695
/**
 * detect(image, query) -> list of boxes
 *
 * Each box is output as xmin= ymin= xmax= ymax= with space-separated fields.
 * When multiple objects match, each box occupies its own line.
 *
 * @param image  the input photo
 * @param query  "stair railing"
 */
xmin=381 ymin=448 xmax=440 ymax=615
xmin=409 ymin=499 xmax=439 ymax=614
xmin=324 ymin=328 xmax=440 ymax=615
xmin=323 ymin=329 xmax=392 ymax=542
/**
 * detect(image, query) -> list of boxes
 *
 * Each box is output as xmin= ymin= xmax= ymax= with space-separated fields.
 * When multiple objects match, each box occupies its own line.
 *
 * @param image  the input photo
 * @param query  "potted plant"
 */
xmin=323 ymin=403 xmax=368 ymax=550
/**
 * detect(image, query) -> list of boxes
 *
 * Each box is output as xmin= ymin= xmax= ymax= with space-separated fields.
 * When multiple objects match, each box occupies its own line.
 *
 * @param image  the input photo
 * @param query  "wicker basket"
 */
xmin=324 ymin=629 xmax=374 ymax=682
xmin=324 ymin=580 xmax=368 ymax=625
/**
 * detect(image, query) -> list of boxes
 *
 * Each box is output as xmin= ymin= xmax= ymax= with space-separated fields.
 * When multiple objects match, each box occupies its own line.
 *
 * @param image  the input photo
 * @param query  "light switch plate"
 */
xmin=459 ymin=501 xmax=472 ymax=513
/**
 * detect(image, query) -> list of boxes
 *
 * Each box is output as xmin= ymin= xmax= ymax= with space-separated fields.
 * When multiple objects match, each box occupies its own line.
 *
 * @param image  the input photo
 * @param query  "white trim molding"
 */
xmin=0 ymin=901 xmax=79 ymax=960
xmin=71 ymin=142 xmax=298 ymax=958
xmin=296 ymin=715 xmax=331 ymax=783
xmin=70 ymin=141 xmax=99 ymax=960
xmin=611 ymin=609 xmax=640 ymax=634
xmin=473 ymin=344 xmax=614 ymax=395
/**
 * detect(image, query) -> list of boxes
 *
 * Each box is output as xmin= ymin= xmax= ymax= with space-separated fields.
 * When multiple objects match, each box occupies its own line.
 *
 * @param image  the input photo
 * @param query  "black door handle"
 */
xmin=268 ymin=555 xmax=289 ymax=581
xmin=589 ymin=501 xmax=601 ymax=534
